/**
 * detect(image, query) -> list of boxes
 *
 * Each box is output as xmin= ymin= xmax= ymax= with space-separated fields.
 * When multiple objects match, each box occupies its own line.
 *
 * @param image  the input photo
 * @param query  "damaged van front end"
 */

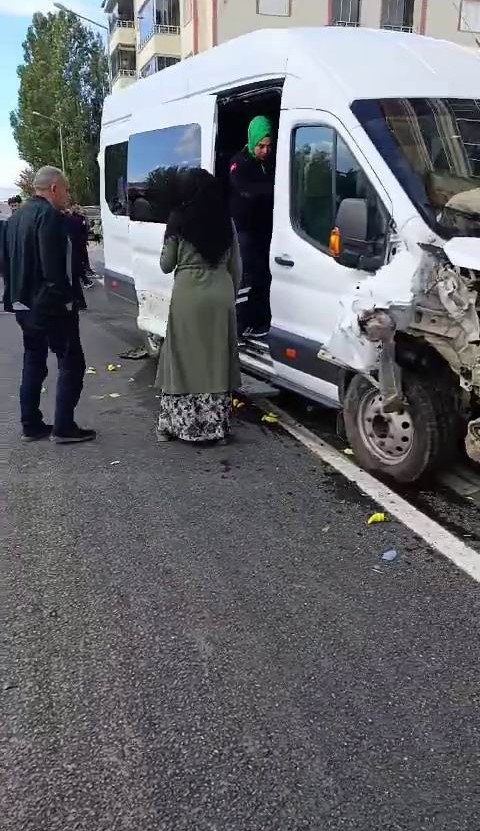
xmin=326 ymin=235 xmax=480 ymax=471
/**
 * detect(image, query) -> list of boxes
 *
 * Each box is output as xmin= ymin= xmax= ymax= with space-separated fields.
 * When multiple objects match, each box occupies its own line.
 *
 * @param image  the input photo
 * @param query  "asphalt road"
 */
xmin=2 ymin=284 xmax=480 ymax=831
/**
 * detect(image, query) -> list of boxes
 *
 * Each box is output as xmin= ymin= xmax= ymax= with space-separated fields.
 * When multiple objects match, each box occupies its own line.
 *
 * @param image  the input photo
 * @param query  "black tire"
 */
xmin=343 ymin=370 xmax=459 ymax=483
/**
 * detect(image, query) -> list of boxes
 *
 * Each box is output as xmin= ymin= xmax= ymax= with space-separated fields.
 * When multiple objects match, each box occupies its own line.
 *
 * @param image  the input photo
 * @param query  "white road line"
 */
xmin=261 ymin=400 xmax=480 ymax=584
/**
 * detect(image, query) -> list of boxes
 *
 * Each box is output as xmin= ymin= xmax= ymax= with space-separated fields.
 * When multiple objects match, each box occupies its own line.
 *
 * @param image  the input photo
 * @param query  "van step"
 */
xmin=243 ymin=338 xmax=270 ymax=356
xmin=238 ymin=373 xmax=279 ymax=399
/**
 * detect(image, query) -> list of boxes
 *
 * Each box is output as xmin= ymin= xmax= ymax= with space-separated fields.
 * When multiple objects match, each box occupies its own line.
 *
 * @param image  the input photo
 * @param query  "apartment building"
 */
xmin=103 ymin=0 xmax=480 ymax=93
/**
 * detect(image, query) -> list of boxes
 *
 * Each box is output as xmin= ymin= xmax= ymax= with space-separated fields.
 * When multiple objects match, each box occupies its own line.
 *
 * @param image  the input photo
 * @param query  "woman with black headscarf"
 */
xmin=157 ymin=168 xmax=242 ymax=444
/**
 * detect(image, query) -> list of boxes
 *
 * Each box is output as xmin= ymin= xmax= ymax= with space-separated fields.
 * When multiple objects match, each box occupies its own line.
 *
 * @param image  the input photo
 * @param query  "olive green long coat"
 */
xmin=157 ymin=232 xmax=242 ymax=395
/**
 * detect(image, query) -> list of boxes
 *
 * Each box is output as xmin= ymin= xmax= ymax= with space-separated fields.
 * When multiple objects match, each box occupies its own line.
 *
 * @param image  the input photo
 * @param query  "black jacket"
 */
xmin=229 ymin=147 xmax=274 ymax=240
xmin=2 ymin=196 xmax=75 ymax=316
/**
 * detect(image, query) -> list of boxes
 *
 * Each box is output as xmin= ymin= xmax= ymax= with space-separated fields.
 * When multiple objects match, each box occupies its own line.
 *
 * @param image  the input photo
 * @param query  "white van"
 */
xmin=100 ymin=27 xmax=480 ymax=483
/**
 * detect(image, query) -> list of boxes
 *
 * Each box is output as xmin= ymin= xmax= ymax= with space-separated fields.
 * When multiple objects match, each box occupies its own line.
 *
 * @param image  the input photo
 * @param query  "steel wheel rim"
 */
xmin=357 ymin=389 xmax=414 ymax=466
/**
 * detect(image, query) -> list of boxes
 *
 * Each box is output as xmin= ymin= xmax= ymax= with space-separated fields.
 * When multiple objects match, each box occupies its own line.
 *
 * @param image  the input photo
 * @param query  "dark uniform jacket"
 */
xmin=229 ymin=147 xmax=274 ymax=242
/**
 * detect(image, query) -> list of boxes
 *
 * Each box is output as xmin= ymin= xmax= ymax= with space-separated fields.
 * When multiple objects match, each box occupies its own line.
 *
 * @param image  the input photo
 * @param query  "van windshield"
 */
xmin=351 ymin=98 xmax=480 ymax=238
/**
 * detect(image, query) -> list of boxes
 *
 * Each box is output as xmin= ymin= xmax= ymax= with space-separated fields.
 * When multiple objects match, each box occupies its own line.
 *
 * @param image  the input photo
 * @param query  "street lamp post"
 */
xmin=53 ymin=2 xmax=112 ymax=94
xmin=32 ymin=110 xmax=66 ymax=173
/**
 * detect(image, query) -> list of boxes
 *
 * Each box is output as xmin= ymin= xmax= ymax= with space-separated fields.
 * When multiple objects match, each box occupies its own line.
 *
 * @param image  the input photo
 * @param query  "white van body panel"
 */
xmin=100 ymin=114 xmax=132 ymax=283
xmin=100 ymin=27 xmax=480 ymax=408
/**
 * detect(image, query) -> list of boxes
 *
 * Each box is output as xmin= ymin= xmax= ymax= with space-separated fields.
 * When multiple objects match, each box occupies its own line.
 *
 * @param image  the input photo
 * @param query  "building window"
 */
xmin=138 ymin=0 xmax=180 ymax=47
xmin=460 ymin=0 xmax=480 ymax=32
xmin=381 ymin=0 xmax=415 ymax=32
xmin=257 ymin=0 xmax=290 ymax=16
xmin=140 ymin=55 xmax=180 ymax=77
xmin=128 ymin=123 xmax=201 ymax=223
xmin=105 ymin=142 xmax=128 ymax=216
xmin=111 ymin=46 xmax=136 ymax=81
xmin=331 ymin=0 xmax=361 ymax=26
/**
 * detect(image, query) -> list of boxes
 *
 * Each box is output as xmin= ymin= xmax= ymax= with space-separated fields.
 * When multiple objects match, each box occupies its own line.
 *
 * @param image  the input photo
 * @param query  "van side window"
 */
xmin=128 ymin=123 xmax=201 ymax=223
xmin=292 ymin=126 xmax=335 ymax=248
xmin=105 ymin=142 xmax=128 ymax=216
xmin=292 ymin=126 xmax=386 ymax=257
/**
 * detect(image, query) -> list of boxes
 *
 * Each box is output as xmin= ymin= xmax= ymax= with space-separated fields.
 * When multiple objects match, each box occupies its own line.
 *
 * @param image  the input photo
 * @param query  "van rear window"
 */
xmin=128 ymin=123 xmax=201 ymax=223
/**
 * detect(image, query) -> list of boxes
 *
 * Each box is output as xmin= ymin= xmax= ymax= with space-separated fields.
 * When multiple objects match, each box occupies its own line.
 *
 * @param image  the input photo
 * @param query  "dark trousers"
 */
xmin=237 ymin=231 xmax=272 ymax=333
xmin=16 ymin=310 xmax=86 ymax=435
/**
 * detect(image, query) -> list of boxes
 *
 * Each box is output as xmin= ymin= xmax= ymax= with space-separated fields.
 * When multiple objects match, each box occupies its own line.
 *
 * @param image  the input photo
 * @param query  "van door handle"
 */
xmin=275 ymin=255 xmax=295 ymax=268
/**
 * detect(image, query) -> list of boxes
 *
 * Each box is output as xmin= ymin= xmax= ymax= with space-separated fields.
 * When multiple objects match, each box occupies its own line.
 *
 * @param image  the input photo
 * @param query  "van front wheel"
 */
xmin=343 ymin=371 xmax=456 ymax=483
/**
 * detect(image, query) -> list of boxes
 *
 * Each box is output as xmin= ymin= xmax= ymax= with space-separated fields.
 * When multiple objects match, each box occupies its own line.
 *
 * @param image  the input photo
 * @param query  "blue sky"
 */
xmin=0 ymin=0 xmax=105 ymax=196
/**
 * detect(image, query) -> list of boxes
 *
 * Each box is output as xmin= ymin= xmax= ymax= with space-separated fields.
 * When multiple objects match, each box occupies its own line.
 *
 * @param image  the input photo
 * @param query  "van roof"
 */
xmin=103 ymin=27 xmax=480 ymax=125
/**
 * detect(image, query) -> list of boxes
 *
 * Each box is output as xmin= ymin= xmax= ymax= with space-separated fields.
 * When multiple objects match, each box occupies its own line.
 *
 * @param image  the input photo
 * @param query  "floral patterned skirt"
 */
xmin=157 ymin=393 xmax=231 ymax=442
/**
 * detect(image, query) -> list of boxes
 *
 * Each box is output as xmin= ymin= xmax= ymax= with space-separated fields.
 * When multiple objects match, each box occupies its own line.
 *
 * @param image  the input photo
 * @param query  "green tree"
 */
xmin=15 ymin=165 xmax=36 ymax=196
xmin=10 ymin=10 xmax=109 ymax=205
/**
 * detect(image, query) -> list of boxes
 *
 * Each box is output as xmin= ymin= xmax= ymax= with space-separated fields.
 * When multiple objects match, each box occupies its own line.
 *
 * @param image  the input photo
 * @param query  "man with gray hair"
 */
xmin=2 ymin=165 xmax=95 ymax=443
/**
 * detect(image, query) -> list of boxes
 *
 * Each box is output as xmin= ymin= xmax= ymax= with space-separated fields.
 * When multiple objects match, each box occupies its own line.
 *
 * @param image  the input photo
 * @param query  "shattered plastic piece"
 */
xmin=91 ymin=394 xmax=106 ymax=400
xmin=110 ymin=460 xmax=120 ymax=466
xmin=343 ymin=448 xmax=354 ymax=456
xmin=86 ymin=366 xmax=96 ymax=375
xmin=261 ymin=412 xmax=279 ymax=425
xmin=107 ymin=363 xmax=117 ymax=372
xmin=108 ymin=393 xmax=121 ymax=399
xmin=368 ymin=512 xmax=386 ymax=525
xmin=119 ymin=346 xmax=149 ymax=360
xmin=382 ymin=549 xmax=398 ymax=562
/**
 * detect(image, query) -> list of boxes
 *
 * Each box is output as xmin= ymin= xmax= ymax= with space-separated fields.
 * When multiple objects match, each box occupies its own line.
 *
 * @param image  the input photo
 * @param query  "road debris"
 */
xmin=343 ymin=448 xmax=354 ymax=456
xmin=107 ymin=363 xmax=118 ymax=372
xmin=119 ymin=346 xmax=149 ymax=360
xmin=41 ymin=386 xmax=47 ymax=394
xmin=381 ymin=549 xmax=398 ymax=562
xmin=261 ymin=412 xmax=279 ymax=425
xmin=108 ymin=393 xmax=121 ymax=399
xmin=368 ymin=512 xmax=386 ymax=525
xmin=110 ymin=460 xmax=121 ymax=466
xmin=232 ymin=398 xmax=245 ymax=410
xmin=86 ymin=367 xmax=97 ymax=375
xmin=91 ymin=394 xmax=106 ymax=400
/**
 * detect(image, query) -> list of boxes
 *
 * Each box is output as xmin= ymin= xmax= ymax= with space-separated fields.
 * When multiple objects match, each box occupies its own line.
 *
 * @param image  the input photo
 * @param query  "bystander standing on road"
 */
xmin=8 ymin=195 xmax=22 ymax=214
xmin=157 ymin=168 xmax=241 ymax=444
xmin=68 ymin=204 xmax=95 ymax=290
xmin=2 ymin=166 xmax=96 ymax=444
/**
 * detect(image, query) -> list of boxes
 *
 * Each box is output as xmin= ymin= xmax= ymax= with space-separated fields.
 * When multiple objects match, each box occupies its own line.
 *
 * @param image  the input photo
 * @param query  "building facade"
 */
xmin=103 ymin=0 xmax=480 ymax=93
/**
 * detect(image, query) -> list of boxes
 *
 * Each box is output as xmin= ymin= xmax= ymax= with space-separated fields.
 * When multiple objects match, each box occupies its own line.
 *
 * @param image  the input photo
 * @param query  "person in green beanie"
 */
xmin=229 ymin=115 xmax=275 ymax=339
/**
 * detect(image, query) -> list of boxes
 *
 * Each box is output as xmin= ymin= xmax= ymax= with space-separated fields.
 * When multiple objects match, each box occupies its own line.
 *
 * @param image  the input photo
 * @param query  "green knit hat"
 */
xmin=247 ymin=115 xmax=273 ymax=157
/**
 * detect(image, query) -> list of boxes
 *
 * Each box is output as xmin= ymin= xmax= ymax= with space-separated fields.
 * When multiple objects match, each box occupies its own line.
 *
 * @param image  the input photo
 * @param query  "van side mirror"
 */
xmin=335 ymin=198 xmax=368 ymax=244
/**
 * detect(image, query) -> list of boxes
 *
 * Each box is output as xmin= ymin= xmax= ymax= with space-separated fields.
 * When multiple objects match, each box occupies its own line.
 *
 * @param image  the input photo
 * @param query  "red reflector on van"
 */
xmin=285 ymin=348 xmax=297 ymax=360
xmin=111 ymin=280 xmax=118 ymax=289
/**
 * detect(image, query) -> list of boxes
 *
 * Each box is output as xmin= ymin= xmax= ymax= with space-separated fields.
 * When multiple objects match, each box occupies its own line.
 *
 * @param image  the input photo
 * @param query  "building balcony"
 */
xmin=110 ymin=20 xmax=136 ymax=51
xmin=382 ymin=24 xmax=416 ymax=33
xmin=137 ymin=24 xmax=181 ymax=65
xmin=138 ymin=23 xmax=181 ymax=50
xmin=112 ymin=69 xmax=137 ymax=92
xmin=331 ymin=20 xmax=360 ymax=27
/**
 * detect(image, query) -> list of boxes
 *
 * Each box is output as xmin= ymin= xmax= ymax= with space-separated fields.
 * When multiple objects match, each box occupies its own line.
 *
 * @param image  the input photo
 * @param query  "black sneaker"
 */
xmin=51 ymin=426 xmax=97 ymax=444
xmin=22 ymin=423 xmax=52 ymax=442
